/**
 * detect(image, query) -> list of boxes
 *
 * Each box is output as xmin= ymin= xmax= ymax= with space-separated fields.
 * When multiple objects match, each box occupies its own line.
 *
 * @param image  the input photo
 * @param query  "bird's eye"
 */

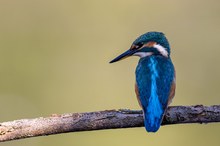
xmin=130 ymin=42 xmax=144 ymax=50
xmin=137 ymin=42 xmax=144 ymax=48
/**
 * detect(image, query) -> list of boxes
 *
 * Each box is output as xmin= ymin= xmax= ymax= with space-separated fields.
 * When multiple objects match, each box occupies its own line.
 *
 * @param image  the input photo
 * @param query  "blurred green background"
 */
xmin=0 ymin=0 xmax=220 ymax=146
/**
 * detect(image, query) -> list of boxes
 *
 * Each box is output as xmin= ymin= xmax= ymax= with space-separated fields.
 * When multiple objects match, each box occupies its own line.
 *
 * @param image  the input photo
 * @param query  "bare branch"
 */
xmin=0 ymin=105 xmax=220 ymax=142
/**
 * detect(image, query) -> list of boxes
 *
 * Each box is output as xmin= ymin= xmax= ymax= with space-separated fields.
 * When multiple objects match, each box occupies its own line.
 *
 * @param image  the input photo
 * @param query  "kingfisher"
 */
xmin=110 ymin=31 xmax=176 ymax=132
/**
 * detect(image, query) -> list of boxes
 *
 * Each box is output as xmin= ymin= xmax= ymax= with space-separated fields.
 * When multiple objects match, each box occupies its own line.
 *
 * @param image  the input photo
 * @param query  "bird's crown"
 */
xmin=132 ymin=31 xmax=170 ymax=56
xmin=130 ymin=31 xmax=170 ymax=56
xmin=110 ymin=31 xmax=171 ymax=63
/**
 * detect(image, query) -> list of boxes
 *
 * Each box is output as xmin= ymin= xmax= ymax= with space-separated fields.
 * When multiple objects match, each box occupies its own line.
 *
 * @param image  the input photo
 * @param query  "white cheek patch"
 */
xmin=153 ymin=44 xmax=168 ymax=57
xmin=132 ymin=43 xmax=168 ymax=58
xmin=133 ymin=52 xmax=153 ymax=58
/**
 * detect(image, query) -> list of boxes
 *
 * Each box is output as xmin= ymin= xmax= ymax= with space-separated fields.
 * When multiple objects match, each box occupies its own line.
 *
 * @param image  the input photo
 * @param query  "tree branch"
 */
xmin=0 ymin=105 xmax=220 ymax=142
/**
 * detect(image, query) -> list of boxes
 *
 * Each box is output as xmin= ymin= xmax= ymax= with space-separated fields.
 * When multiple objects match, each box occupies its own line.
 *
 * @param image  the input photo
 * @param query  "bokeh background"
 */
xmin=0 ymin=0 xmax=220 ymax=146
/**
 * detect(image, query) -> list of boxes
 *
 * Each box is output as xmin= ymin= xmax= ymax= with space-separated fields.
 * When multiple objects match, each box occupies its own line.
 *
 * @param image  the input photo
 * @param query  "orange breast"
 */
xmin=168 ymin=71 xmax=176 ymax=105
xmin=135 ymin=83 xmax=143 ymax=109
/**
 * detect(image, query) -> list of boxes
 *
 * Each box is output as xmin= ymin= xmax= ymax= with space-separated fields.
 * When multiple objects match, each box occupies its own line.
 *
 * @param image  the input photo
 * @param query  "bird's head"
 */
xmin=110 ymin=31 xmax=170 ymax=63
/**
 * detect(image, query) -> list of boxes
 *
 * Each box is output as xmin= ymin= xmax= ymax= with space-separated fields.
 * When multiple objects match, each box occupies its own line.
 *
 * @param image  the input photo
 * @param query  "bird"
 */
xmin=110 ymin=31 xmax=176 ymax=132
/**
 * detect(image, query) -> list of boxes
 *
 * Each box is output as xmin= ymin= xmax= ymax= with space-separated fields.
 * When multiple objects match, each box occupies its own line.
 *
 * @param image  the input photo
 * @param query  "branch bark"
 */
xmin=0 ymin=105 xmax=220 ymax=142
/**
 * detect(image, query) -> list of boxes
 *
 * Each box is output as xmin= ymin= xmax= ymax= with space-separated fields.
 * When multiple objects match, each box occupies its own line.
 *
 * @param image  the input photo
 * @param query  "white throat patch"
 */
xmin=133 ymin=52 xmax=153 ymax=58
xmin=153 ymin=44 xmax=168 ymax=57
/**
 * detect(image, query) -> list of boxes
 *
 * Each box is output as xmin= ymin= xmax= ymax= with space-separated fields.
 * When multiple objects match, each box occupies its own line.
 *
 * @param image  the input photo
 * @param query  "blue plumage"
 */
xmin=110 ymin=31 xmax=176 ymax=132
xmin=136 ymin=56 xmax=174 ymax=132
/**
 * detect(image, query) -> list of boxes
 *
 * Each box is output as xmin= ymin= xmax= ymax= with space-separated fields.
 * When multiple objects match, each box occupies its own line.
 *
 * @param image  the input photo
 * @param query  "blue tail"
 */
xmin=143 ymin=93 xmax=164 ymax=132
xmin=143 ymin=111 xmax=163 ymax=132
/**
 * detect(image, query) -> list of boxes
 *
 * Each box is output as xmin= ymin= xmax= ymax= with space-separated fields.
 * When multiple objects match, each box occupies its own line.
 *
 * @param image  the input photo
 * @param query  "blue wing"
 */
xmin=135 ymin=56 xmax=175 ymax=132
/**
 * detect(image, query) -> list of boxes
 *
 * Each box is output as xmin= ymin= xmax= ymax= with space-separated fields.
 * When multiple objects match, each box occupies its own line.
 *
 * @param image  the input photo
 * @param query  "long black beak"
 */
xmin=109 ymin=49 xmax=136 ymax=63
